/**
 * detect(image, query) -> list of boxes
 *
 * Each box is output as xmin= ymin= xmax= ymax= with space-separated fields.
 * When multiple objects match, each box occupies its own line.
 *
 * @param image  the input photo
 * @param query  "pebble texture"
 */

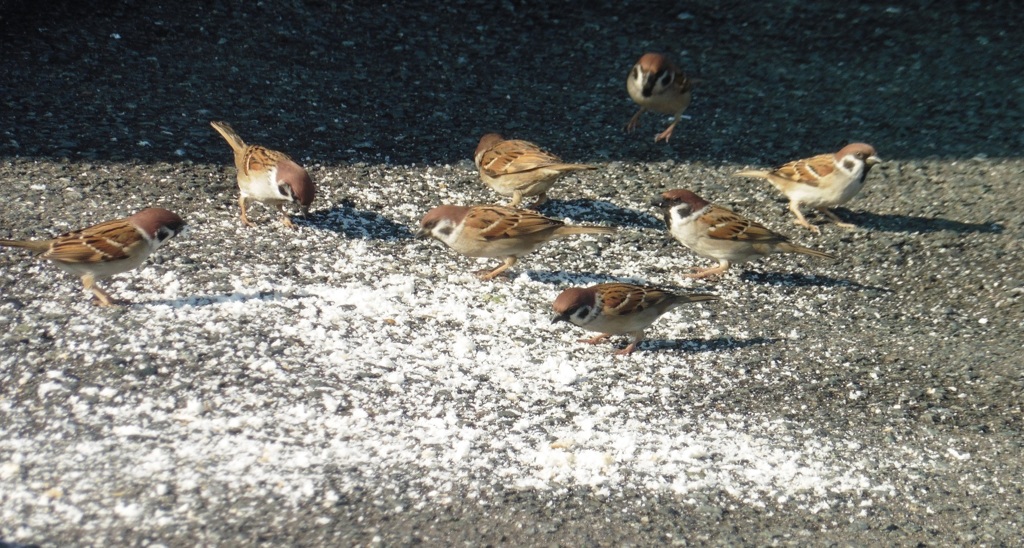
xmin=1 ymin=0 xmax=1023 ymax=545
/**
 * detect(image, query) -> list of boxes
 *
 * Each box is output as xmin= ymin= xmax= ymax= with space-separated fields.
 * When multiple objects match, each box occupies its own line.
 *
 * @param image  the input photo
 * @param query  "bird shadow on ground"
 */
xmin=304 ymin=200 xmax=413 ymax=240
xmin=827 ymin=210 xmax=1003 ymax=234
xmin=635 ymin=336 xmax=780 ymax=354
xmin=525 ymin=270 xmax=649 ymax=286
xmin=739 ymin=270 xmax=890 ymax=292
xmin=141 ymin=290 xmax=288 ymax=308
xmin=0 ymin=538 xmax=41 ymax=548
xmin=540 ymin=199 xmax=663 ymax=230
xmin=524 ymin=270 xmax=719 ymax=295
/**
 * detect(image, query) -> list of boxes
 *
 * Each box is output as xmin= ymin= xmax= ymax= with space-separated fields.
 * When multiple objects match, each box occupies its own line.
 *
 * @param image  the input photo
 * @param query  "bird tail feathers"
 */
xmin=777 ymin=242 xmax=835 ymax=260
xmin=210 ymin=121 xmax=248 ymax=153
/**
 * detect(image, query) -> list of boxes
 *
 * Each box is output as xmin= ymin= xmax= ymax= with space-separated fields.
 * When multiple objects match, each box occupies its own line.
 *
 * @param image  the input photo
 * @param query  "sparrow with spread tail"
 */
xmin=552 ymin=282 xmax=718 ymax=355
xmin=625 ymin=53 xmax=694 ymax=143
xmin=0 ymin=208 xmax=187 ymax=306
xmin=416 ymin=205 xmax=615 ymax=280
xmin=653 ymin=189 xmax=835 ymax=278
xmin=734 ymin=143 xmax=880 ymax=232
xmin=474 ymin=133 xmax=597 ymax=208
xmin=210 ymin=121 xmax=315 ymax=228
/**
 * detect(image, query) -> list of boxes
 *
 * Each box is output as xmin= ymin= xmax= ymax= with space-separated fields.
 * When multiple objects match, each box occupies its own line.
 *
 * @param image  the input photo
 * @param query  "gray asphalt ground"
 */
xmin=1 ymin=0 xmax=1023 ymax=545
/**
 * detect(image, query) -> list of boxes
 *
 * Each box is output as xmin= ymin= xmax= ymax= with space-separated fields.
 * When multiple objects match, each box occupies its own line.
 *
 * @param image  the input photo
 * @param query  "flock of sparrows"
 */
xmin=0 ymin=53 xmax=879 ymax=356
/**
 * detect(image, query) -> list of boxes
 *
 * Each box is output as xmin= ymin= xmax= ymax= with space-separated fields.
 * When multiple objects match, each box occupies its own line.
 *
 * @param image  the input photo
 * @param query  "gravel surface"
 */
xmin=1 ymin=0 xmax=1023 ymax=545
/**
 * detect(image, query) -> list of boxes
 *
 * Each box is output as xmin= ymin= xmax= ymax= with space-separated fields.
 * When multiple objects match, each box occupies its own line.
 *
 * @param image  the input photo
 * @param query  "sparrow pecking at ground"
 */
xmin=625 ymin=52 xmax=694 ymax=143
xmin=210 ymin=120 xmax=315 ymax=228
xmin=734 ymin=143 xmax=880 ymax=232
xmin=653 ymin=189 xmax=835 ymax=279
xmin=415 ymin=205 xmax=616 ymax=280
xmin=0 ymin=208 xmax=187 ymax=306
xmin=552 ymin=282 xmax=718 ymax=356
xmin=474 ymin=133 xmax=597 ymax=209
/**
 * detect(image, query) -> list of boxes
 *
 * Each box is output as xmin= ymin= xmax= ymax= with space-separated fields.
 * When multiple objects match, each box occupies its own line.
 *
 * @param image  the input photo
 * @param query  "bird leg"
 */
xmin=508 ymin=190 xmax=524 ymax=208
xmin=685 ymin=260 xmax=731 ymax=279
xmin=239 ymin=196 xmax=255 ymax=227
xmin=478 ymin=256 xmax=517 ymax=281
xmin=614 ymin=332 xmax=646 ymax=356
xmin=527 ymin=192 xmax=548 ymax=209
xmin=625 ymin=108 xmax=646 ymax=133
xmin=82 ymin=274 xmax=116 ymax=307
xmin=278 ymin=204 xmax=297 ymax=229
xmin=817 ymin=207 xmax=856 ymax=229
xmin=789 ymin=201 xmax=820 ymax=233
xmin=579 ymin=333 xmax=612 ymax=345
xmin=654 ymin=113 xmax=682 ymax=143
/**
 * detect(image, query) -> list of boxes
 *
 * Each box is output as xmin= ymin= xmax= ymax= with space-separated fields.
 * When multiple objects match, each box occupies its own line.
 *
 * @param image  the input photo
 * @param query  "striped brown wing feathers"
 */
xmin=600 ymin=283 xmax=673 ymax=316
xmin=772 ymin=153 xmax=836 ymax=187
xmin=465 ymin=206 xmax=563 ymax=241
xmin=702 ymin=206 xmax=787 ymax=243
xmin=674 ymin=70 xmax=695 ymax=95
xmin=480 ymin=140 xmax=564 ymax=176
xmin=42 ymin=220 xmax=142 ymax=263
xmin=242 ymin=145 xmax=291 ymax=177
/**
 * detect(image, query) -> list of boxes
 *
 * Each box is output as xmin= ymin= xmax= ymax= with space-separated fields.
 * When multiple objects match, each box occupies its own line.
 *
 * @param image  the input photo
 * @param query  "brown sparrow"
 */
xmin=552 ymin=283 xmax=719 ymax=356
xmin=474 ymin=133 xmax=597 ymax=208
xmin=415 ymin=205 xmax=616 ymax=280
xmin=653 ymin=189 xmax=835 ymax=278
xmin=734 ymin=143 xmax=880 ymax=232
xmin=0 ymin=208 xmax=187 ymax=306
xmin=625 ymin=53 xmax=694 ymax=143
xmin=210 ymin=120 xmax=315 ymax=228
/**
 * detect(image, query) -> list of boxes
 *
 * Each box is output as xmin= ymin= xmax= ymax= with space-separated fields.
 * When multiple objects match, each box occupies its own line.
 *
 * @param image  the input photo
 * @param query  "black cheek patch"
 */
xmin=438 ymin=226 xmax=453 ymax=237
xmin=844 ymin=159 xmax=856 ymax=171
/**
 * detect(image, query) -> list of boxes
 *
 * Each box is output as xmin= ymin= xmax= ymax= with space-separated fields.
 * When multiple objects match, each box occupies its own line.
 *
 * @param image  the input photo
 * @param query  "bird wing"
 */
xmin=465 ymin=206 xmax=563 ymax=241
xmin=599 ymin=283 xmax=673 ymax=316
xmin=243 ymin=145 xmax=292 ymax=177
xmin=43 ymin=219 xmax=143 ymax=263
xmin=479 ymin=140 xmax=563 ymax=177
xmin=702 ymin=206 xmax=788 ymax=243
xmin=771 ymin=153 xmax=836 ymax=187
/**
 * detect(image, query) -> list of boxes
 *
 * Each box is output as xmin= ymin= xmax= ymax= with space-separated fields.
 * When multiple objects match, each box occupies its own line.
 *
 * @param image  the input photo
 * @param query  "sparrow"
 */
xmin=415 ymin=205 xmax=616 ymax=280
xmin=625 ymin=52 xmax=694 ymax=143
xmin=210 ymin=120 xmax=315 ymax=228
xmin=734 ymin=143 xmax=880 ymax=232
xmin=653 ymin=189 xmax=835 ymax=278
xmin=552 ymin=282 xmax=719 ymax=356
xmin=0 ymin=208 xmax=187 ymax=306
xmin=474 ymin=133 xmax=597 ymax=208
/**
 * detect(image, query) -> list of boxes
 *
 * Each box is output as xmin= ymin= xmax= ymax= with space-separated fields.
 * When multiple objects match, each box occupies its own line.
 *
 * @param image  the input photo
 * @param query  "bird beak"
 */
xmin=414 ymin=228 xmax=430 ymax=239
xmin=866 ymin=155 xmax=881 ymax=166
xmin=551 ymin=313 xmax=570 ymax=324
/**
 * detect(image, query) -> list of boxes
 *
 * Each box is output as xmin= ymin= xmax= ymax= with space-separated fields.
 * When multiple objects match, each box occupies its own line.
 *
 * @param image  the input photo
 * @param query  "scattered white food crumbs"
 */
xmin=947 ymin=448 xmax=971 ymax=461
xmin=451 ymin=334 xmax=476 ymax=358
xmin=37 ymin=381 xmax=64 ymax=398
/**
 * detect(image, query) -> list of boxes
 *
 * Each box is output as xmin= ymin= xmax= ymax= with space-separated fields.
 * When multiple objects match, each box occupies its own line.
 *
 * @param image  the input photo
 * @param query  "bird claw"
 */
xmin=794 ymin=219 xmax=821 ymax=234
